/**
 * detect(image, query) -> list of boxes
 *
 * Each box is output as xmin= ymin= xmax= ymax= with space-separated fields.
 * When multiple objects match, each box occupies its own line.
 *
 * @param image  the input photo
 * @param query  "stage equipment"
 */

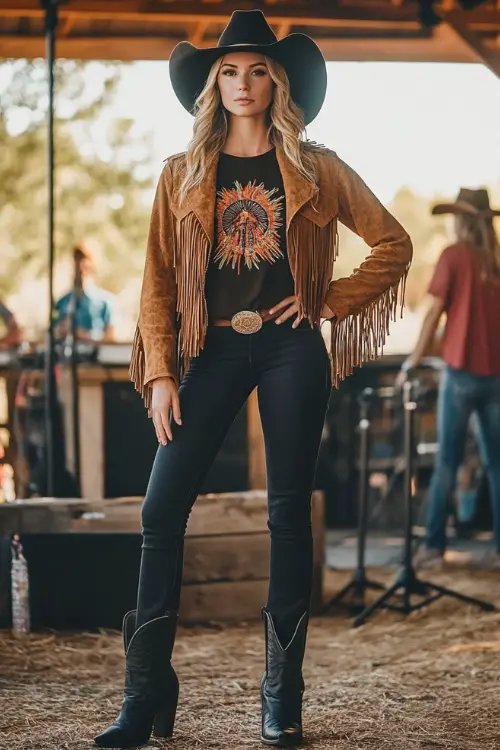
xmin=325 ymin=387 xmax=386 ymax=615
xmin=353 ymin=377 xmax=495 ymax=627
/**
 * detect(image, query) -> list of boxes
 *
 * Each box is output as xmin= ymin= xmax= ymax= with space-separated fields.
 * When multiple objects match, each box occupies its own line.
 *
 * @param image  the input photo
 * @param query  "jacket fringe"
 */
xmin=129 ymin=325 xmax=152 ymax=411
xmin=174 ymin=212 xmax=211 ymax=371
xmin=330 ymin=263 xmax=409 ymax=387
xmin=288 ymin=215 xmax=339 ymax=324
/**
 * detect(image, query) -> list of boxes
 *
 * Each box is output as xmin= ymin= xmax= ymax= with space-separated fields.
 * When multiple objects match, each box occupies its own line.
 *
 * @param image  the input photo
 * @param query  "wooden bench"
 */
xmin=0 ymin=490 xmax=325 ymax=623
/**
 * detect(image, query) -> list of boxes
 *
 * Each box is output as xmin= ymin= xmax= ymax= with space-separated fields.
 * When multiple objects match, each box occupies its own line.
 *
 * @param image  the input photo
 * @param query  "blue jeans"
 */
xmin=136 ymin=319 xmax=331 ymax=643
xmin=426 ymin=366 xmax=500 ymax=551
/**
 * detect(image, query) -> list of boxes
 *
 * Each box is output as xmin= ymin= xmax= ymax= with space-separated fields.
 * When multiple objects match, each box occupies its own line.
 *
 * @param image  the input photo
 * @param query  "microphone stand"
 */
xmin=324 ymin=387 xmax=386 ymax=615
xmin=41 ymin=0 xmax=68 ymax=496
xmin=352 ymin=378 xmax=495 ymax=627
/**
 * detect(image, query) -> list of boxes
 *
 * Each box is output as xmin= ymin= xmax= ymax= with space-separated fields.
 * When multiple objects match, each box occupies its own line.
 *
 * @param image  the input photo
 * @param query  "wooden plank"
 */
xmin=60 ymin=491 xmax=266 ymax=533
xmin=0 ymin=29 xmax=483 ymax=63
xmin=183 ymin=532 xmax=269 ymax=584
xmin=442 ymin=9 xmax=500 ymax=79
xmin=180 ymin=573 xmax=322 ymax=623
xmin=184 ymin=529 xmax=323 ymax=612
xmin=76 ymin=367 xmax=131 ymax=383
xmin=311 ymin=491 xmax=325 ymax=613
xmin=79 ymin=381 xmax=104 ymax=500
xmin=3 ymin=491 xmax=324 ymax=543
xmin=0 ymin=1 xmax=424 ymax=28
xmin=180 ymin=578 xmax=268 ymax=623
xmin=186 ymin=490 xmax=269 ymax=535
xmin=68 ymin=490 xmax=270 ymax=534
xmin=189 ymin=19 xmax=209 ymax=46
xmin=311 ymin=490 xmax=325 ymax=567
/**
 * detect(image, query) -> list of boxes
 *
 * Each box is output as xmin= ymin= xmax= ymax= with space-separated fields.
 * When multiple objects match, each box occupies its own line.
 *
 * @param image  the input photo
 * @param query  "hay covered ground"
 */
xmin=2 ymin=568 xmax=500 ymax=750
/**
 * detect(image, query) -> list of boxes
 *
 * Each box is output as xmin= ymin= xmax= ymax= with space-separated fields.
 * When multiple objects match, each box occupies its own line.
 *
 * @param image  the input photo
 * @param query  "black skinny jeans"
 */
xmin=136 ymin=318 xmax=331 ymax=643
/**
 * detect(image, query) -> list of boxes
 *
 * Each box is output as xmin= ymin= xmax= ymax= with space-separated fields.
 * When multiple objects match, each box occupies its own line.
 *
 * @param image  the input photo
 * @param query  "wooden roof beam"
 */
xmin=0 ymin=0 xmax=423 ymax=29
xmin=0 ymin=24 xmax=484 ymax=63
xmin=189 ymin=20 xmax=209 ymax=46
xmin=441 ymin=8 xmax=500 ymax=79
xmin=277 ymin=24 xmax=291 ymax=39
xmin=1 ymin=1 xmax=499 ymax=31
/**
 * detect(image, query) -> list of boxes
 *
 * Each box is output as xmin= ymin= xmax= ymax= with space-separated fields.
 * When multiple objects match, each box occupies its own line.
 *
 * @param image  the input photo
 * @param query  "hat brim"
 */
xmin=432 ymin=201 xmax=500 ymax=217
xmin=169 ymin=34 xmax=327 ymax=127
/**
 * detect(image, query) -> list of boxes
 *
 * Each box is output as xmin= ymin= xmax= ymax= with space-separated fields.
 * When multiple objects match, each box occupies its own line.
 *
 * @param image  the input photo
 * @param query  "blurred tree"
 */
xmin=0 ymin=59 xmax=153 ymax=306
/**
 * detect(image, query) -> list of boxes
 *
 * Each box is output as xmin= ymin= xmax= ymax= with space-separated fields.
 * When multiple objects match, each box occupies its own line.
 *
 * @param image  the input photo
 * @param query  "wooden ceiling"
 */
xmin=0 ymin=1 xmax=500 ymax=70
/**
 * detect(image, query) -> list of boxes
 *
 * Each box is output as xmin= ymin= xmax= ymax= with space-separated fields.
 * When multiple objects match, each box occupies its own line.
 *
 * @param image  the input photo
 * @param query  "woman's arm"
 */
xmin=395 ymin=296 xmax=445 ymax=386
xmin=130 ymin=162 xmax=178 ymax=411
xmin=406 ymin=296 xmax=444 ymax=368
xmin=325 ymin=156 xmax=412 ymax=319
xmin=324 ymin=156 xmax=413 ymax=382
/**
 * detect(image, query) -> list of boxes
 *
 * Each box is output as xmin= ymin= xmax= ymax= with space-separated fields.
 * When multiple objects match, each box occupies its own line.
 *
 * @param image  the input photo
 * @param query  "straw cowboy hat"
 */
xmin=432 ymin=188 xmax=500 ymax=218
xmin=169 ymin=9 xmax=327 ymax=126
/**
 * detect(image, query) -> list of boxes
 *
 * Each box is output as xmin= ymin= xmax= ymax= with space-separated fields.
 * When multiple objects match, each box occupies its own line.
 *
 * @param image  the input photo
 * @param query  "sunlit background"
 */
xmin=1 ymin=59 xmax=499 ymax=351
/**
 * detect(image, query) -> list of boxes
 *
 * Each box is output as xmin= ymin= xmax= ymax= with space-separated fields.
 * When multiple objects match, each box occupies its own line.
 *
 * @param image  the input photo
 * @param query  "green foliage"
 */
xmin=0 ymin=60 xmax=153 ymax=301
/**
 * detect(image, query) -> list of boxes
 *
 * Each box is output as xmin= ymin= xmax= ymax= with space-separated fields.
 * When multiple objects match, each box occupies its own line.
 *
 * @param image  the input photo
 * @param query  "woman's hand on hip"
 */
xmin=151 ymin=377 xmax=181 ymax=445
xmin=269 ymin=296 xmax=302 ymax=327
xmin=269 ymin=296 xmax=336 ymax=325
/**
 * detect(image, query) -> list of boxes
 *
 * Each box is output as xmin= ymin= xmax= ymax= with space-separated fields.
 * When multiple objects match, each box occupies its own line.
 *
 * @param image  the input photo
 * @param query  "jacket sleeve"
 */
xmin=324 ymin=156 xmax=413 ymax=384
xmin=129 ymin=162 xmax=178 ymax=410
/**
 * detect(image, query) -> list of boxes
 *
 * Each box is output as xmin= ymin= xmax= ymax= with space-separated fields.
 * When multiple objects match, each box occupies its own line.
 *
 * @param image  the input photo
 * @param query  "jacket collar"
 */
xmin=187 ymin=154 xmax=219 ymax=246
xmin=275 ymin=147 xmax=318 ymax=231
xmin=181 ymin=145 xmax=328 ymax=246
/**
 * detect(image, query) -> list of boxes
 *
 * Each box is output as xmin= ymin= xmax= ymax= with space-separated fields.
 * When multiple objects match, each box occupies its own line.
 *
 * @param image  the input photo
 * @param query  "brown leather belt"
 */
xmin=212 ymin=309 xmax=276 ymax=333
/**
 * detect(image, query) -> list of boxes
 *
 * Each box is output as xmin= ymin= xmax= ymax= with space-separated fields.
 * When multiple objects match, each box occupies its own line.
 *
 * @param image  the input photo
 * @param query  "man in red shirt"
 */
xmin=398 ymin=188 xmax=500 ymax=569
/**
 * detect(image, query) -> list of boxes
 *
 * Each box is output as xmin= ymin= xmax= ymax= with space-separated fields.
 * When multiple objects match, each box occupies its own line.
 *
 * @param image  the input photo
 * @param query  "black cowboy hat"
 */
xmin=432 ymin=188 xmax=500 ymax=218
xmin=169 ymin=9 xmax=327 ymax=127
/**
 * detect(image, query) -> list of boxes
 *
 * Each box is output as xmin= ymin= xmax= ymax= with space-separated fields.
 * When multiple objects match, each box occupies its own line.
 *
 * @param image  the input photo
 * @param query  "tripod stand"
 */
xmin=353 ymin=378 xmax=495 ymax=627
xmin=325 ymin=387 xmax=386 ymax=615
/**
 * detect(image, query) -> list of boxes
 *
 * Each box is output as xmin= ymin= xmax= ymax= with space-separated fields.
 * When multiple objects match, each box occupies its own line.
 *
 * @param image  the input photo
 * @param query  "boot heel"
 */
xmin=153 ymin=672 xmax=179 ymax=738
xmin=153 ymin=700 xmax=177 ymax=738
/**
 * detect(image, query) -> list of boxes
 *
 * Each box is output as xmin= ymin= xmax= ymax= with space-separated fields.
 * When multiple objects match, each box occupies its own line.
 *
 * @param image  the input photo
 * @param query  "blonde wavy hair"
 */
xmin=455 ymin=213 xmax=500 ymax=281
xmin=178 ymin=55 xmax=317 ymax=206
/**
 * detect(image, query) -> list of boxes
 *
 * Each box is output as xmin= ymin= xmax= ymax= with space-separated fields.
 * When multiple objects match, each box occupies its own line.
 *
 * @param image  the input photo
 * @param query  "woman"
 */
xmin=398 ymin=188 xmax=500 ymax=570
xmin=95 ymin=10 xmax=411 ymax=749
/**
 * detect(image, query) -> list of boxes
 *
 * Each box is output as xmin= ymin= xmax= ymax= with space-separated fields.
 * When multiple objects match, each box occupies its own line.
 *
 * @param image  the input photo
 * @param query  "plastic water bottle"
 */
xmin=11 ymin=535 xmax=30 ymax=635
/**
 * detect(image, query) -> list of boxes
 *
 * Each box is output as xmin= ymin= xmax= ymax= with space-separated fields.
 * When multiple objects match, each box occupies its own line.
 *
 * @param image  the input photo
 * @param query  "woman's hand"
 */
xmin=395 ymin=357 xmax=417 ymax=388
xmin=269 ymin=297 xmax=336 ymax=326
xmin=151 ymin=377 xmax=182 ymax=445
xmin=269 ymin=296 xmax=302 ymax=327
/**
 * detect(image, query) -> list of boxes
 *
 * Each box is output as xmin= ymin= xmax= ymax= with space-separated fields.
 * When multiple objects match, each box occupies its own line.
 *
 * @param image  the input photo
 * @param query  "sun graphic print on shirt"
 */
xmin=214 ymin=181 xmax=284 ymax=273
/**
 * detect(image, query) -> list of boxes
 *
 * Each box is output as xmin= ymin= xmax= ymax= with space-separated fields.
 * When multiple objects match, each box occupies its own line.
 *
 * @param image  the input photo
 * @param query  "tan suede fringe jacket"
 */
xmin=130 ymin=143 xmax=413 ymax=410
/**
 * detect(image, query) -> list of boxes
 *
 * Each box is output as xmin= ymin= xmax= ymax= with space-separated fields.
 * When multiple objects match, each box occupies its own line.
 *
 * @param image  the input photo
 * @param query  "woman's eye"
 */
xmin=252 ymin=68 xmax=267 ymax=76
xmin=222 ymin=69 xmax=235 ymax=76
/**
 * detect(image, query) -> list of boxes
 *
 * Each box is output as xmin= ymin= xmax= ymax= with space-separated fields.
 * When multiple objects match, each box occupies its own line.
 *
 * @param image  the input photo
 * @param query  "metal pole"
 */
xmin=43 ymin=0 xmax=60 ymax=497
xmin=356 ymin=389 xmax=373 ymax=577
xmin=402 ymin=379 xmax=417 ymax=610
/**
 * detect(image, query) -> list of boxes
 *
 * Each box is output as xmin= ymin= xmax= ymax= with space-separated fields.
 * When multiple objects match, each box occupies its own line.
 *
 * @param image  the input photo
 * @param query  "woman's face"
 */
xmin=217 ymin=52 xmax=274 ymax=119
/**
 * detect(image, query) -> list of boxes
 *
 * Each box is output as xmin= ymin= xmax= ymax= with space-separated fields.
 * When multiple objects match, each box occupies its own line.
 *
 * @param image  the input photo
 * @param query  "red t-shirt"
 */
xmin=428 ymin=242 xmax=500 ymax=376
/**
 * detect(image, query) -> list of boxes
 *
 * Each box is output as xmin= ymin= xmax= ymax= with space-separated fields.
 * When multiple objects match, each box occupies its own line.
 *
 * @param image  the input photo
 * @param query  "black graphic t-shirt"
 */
xmin=205 ymin=148 xmax=295 ymax=321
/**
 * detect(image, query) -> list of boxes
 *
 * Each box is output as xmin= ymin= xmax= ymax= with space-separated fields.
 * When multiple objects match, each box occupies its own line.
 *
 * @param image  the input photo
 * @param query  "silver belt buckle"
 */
xmin=231 ymin=310 xmax=263 ymax=334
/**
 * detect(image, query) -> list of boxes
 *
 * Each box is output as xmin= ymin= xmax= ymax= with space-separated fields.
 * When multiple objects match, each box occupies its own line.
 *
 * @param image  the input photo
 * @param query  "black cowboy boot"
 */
xmin=94 ymin=611 xmax=179 ymax=748
xmin=260 ymin=607 xmax=308 ymax=747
